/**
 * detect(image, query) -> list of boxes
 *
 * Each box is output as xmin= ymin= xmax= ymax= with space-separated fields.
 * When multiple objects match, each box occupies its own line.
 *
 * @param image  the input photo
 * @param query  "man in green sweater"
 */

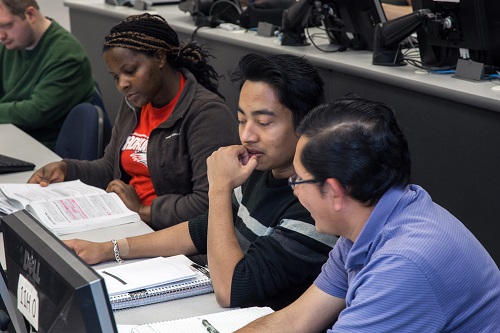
xmin=0 ymin=0 xmax=94 ymax=150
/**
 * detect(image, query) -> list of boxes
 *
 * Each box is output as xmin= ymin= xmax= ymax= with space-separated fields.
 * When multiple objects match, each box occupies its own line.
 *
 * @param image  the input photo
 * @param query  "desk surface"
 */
xmin=0 ymin=124 xmax=61 ymax=183
xmin=0 ymin=123 xmax=228 ymax=327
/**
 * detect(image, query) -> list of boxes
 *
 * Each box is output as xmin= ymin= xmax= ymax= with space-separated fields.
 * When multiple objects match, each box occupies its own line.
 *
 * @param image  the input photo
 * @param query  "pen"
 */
xmin=202 ymin=319 xmax=220 ymax=333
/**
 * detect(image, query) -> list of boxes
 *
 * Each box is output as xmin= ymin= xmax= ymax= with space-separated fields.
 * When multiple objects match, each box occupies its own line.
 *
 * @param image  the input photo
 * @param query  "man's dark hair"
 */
xmin=230 ymin=53 xmax=324 ymax=129
xmin=298 ymin=96 xmax=411 ymax=206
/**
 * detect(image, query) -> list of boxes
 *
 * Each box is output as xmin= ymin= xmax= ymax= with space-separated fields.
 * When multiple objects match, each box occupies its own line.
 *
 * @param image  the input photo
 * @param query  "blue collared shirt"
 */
xmin=315 ymin=185 xmax=500 ymax=332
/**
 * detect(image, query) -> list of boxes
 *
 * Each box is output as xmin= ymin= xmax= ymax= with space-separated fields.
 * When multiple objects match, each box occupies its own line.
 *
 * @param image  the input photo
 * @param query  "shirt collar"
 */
xmin=345 ymin=185 xmax=408 ymax=271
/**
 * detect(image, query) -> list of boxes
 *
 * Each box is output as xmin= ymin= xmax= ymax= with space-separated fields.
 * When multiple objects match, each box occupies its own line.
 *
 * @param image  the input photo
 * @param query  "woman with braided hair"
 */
xmin=29 ymin=13 xmax=239 ymax=230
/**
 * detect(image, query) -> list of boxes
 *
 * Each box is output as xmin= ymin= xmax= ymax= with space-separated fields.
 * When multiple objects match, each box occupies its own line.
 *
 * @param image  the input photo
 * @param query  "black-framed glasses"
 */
xmin=288 ymin=174 xmax=322 ymax=190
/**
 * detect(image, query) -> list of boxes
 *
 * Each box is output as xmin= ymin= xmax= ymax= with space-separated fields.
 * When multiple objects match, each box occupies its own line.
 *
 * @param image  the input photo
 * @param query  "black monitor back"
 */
xmin=322 ymin=0 xmax=386 ymax=51
xmin=179 ymin=0 xmax=241 ymax=26
xmin=1 ymin=210 xmax=117 ymax=333
xmin=412 ymin=0 xmax=500 ymax=69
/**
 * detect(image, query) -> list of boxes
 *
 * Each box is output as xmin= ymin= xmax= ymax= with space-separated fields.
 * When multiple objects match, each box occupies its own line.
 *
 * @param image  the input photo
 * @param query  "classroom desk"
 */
xmin=0 ymin=124 xmax=228 ymax=327
xmin=59 ymin=231 xmax=226 ymax=326
xmin=65 ymin=0 xmax=500 ymax=266
xmin=0 ymin=124 xmax=61 ymax=183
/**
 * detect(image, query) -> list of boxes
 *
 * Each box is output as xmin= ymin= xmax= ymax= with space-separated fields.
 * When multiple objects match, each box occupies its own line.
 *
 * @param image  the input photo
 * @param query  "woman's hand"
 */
xmin=106 ymin=179 xmax=151 ymax=223
xmin=27 ymin=161 xmax=67 ymax=186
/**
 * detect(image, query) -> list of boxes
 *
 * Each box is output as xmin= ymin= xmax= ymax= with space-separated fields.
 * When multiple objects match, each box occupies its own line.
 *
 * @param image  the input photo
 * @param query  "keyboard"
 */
xmin=0 ymin=154 xmax=36 ymax=174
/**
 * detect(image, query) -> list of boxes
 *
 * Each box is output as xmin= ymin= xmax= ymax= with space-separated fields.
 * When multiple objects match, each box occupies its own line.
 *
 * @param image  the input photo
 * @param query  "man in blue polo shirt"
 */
xmin=237 ymin=96 xmax=500 ymax=332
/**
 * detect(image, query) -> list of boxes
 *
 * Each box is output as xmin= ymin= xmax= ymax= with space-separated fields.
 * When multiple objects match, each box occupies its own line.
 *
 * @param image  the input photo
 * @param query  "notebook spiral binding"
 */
xmin=110 ymin=263 xmax=213 ymax=310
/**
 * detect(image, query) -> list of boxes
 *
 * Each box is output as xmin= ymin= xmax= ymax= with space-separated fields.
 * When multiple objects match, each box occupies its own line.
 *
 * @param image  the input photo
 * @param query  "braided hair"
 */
xmin=103 ymin=13 xmax=221 ymax=97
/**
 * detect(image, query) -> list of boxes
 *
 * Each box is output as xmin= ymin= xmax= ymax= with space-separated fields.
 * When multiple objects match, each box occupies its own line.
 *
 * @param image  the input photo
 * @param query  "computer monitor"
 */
xmin=1 ymin=210 xmax=117 ymax=333
xmin=281 ymin=0 xmax=385 ymax=49
xmin=321 ymin=0 xmax=386 ymax=51
xmin=280 ymin=0 xmax=314 ymax=46
xmin=179 ymin=0 xmax=242 ymax=27
xmin=412 ymin=0 xmax=500 ymax=70
xmin=209 ymin=0 xmax=242 ymax=25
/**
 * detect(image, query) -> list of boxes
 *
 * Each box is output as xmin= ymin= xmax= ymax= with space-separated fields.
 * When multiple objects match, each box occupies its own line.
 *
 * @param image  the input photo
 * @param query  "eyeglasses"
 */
xmin=288 ymin=174 xmax=322 ymax=190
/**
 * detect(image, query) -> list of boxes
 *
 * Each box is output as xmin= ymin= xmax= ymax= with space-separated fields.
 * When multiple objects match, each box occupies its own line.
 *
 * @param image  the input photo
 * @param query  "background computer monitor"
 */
xmin=179 ymin=0 xmax=242 ymax=27
xmin=280 ymin=0 xmax=314 ymax=46
xmin=1 ymin=210 xmax=117 ymax=333
xmin=412 ymin=0 xmax=500 ymax=70
xmin=321 ymin=0 xmax=386 ymax=51
xmin=281 ymin=0 xmax=386 ymax=49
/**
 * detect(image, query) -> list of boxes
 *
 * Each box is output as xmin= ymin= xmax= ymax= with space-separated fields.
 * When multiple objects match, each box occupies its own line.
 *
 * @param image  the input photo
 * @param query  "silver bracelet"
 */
xmin=111 ymin=239 xmax=125 ymax=264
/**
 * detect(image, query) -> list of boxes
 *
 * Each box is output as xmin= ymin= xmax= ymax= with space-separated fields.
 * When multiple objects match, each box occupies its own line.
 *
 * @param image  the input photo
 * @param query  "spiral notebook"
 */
xmin=98 ymin=255 xmax=213 ymax=310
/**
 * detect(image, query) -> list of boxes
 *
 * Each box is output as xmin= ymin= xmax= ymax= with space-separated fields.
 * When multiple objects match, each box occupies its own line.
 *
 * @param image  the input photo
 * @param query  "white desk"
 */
xmin=0 ymin=124 xmax=61 ymax=183
xmin=0 ymin=123 xmax=228 ymax=327
xmin=61 ymin=230 xmax=225 ymax=326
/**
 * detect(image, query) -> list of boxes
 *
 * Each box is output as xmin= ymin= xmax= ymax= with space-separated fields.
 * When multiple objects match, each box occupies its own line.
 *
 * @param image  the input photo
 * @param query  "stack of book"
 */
xmin=97 ymin=255 xmax=213 ymax=310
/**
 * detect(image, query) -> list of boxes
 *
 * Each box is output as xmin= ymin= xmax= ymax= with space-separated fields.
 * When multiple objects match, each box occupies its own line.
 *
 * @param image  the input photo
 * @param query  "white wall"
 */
xmin=38 ymin=0 xmax=70 ymax=31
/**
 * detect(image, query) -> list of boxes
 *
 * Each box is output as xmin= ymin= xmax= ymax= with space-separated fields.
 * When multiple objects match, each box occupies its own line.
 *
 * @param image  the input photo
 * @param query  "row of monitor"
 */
xmin=282 ymin=0 xmax=500 ymax=71
xmin=182 ymin=0 xmax=500 ymax=72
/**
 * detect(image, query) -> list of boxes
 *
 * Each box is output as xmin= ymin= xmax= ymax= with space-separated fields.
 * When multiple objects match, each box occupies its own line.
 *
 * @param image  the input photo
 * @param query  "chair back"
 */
xmin=92 ymin=82 xmax=107 ymax=113
xmin=55 ymin=84 xmax=112 ymax=160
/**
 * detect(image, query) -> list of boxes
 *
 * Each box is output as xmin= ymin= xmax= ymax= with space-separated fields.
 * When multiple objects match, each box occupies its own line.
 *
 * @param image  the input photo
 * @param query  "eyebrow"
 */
xmin=237 ymin=108 xmax=276 ymax=117
xmin=0 ymin=21 xmax=14 ymax=28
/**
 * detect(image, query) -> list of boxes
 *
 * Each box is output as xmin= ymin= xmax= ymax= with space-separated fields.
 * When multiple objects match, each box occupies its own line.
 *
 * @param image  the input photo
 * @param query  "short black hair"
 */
xmin=230 ymin=53 xmax=324 ymax=129
xmin=298 ymin=96 xmax=411 ymax=205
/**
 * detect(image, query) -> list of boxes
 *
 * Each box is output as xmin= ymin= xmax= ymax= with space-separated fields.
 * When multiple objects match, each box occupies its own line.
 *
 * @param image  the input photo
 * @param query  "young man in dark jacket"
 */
xmin=65 ymin=53 xmax=338 ymax=310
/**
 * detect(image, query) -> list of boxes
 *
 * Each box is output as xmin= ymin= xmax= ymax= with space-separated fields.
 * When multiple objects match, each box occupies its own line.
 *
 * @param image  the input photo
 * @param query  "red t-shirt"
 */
xmin=120 ymin=74 xmax=186 ymax=205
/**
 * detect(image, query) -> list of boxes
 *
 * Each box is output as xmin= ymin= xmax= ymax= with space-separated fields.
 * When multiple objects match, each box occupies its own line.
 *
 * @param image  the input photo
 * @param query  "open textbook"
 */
xmin=0 ymin=180 xmax=140 ymax=235
xmin=99 ymin=255 xmax=214 ymax=310
xmin=128 ymin=306 xmax=274 ymax=333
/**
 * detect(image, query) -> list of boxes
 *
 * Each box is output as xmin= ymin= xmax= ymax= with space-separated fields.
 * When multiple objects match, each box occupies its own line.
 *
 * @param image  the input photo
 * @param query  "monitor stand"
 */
xmin=0 ymin=268 xmax=29 ymax=333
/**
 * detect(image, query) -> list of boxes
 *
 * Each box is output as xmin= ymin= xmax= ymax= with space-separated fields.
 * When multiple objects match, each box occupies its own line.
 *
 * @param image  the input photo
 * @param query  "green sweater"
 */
xmin=0 ymin=19 xmax=94 ymax=150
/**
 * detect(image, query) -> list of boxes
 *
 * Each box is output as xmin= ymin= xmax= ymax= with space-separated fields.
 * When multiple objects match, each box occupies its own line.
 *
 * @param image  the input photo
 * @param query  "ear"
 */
xmin=24 ymin=6 xmax=37 ymax=23
xmin=323 ymin=178 xmax=346 ymax=212
xmin=155 ymin=49 xmax=168 ymax=69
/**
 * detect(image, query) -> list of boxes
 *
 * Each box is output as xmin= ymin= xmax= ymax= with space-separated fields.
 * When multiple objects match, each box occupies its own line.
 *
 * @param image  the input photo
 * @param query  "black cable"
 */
xmin=305 ymin=11 xmax=347 ymax=53
xmin=191 ymin=25 xmax=205 ymax=41
xmin=208 ymin=0 xmax=241 ymax=17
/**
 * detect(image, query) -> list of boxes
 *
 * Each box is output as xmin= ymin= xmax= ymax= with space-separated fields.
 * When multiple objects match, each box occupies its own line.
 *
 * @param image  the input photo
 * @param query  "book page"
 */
xmin=97 ymin=256 xmax=196 ymax=296
xmin=0 ymin=194 xmax=17 ymax=215
xmin=26 ymin=191 xmax=140 ymax=235
xmin=130 ymin=307 xmax=274 ymax=333
xmin=0 ymin=180 xmax=105 ymax=210
xmin=117 ymin=325 xmax=135 ymax=333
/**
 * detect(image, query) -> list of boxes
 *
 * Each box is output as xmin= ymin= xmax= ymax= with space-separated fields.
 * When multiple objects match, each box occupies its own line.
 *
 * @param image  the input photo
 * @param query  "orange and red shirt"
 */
xmin=120 ymin=74 xmax=186 ymax=205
